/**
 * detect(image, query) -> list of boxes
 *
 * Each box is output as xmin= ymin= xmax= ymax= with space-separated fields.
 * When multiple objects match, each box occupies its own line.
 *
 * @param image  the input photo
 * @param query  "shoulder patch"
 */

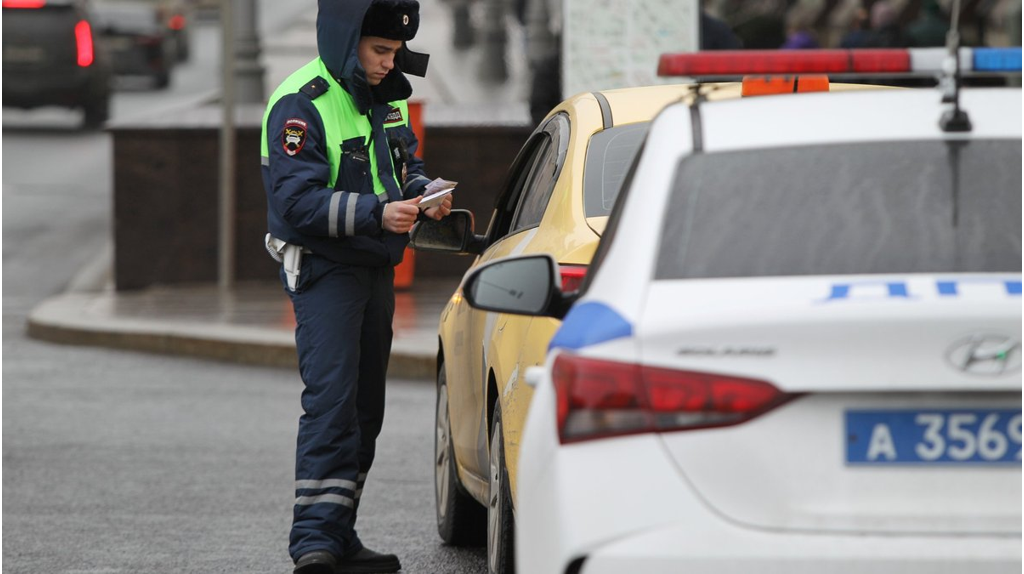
xmin=299 ymin=76 xmax=330 ymax=100
xmin=384 ymin=106 xmax=404 ymax=124
xmin=282 ymin=118 xmax=308 ymax=156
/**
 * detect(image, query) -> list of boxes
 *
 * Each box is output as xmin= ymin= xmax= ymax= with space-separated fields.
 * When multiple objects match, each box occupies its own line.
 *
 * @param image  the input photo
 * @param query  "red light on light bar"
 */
xmin=2 ymin=0 xmax=47 ymax=7
xmin=658 ymin=49 xmax=910 ymax=77
xmin=75 ymin=20 xmax=94 ymax=67
xmin=850 ymin=50 xmax=911 ymax=72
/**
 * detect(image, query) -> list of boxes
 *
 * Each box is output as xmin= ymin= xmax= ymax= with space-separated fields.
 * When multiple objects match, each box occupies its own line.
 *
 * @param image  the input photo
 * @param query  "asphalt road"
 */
xmin=2 ymin=11 xmax=487 ymax=574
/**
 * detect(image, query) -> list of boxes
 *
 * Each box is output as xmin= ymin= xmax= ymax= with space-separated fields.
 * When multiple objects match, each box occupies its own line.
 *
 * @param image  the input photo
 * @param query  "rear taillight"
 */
xmin=168 ymin=13 xmax=186 ymax=30
xmin=558 ymin=264 xmax=587 ymax=293
xmin=75 ymin=20 xmax=93 ymax=67
xmin=2 ymin=0 xmax=47 ymax=7
xmin=553 ymin=354 xmax=791 ymax=444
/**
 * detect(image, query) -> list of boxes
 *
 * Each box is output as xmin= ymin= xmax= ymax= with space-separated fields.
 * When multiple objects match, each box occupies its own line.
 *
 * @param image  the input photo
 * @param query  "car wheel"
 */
xmin=176 ymin=38 xmax=190 ymax=62
xmin=154 ymin=69 xmax=171 ymax=89
xmin=488 ymin=403 xmax=515 ymax=574
xmin=82 ymin=97 xmax=110 ymax=130
xmin=435 ymin=363 xmax=486 ymax=545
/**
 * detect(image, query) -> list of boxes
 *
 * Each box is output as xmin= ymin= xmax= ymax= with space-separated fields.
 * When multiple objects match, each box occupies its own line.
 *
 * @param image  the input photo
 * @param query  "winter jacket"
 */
xmin=261 ymin=0 xmax=430 ymax=267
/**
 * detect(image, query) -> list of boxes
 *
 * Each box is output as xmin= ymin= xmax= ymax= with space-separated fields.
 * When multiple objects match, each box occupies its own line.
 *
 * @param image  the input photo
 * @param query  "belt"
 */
xmin=265 ymin=234 xmax=312 ymax=291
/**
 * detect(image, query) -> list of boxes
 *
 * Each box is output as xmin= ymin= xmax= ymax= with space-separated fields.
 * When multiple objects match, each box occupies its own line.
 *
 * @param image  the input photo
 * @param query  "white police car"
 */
xmin=459 ymin=47 xmax=1023 ymax=573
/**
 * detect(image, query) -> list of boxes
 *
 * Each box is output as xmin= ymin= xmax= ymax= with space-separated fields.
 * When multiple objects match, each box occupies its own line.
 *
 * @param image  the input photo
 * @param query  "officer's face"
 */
xmin=358 ymin=36 xmax=403 ymax=86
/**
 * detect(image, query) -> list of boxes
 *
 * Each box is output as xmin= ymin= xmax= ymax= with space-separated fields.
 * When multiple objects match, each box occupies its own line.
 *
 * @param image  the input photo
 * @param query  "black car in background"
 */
xmin=2 ymin=0 xmax=113 ymax=129
xmin=151 ymin=0 xmax=190 ymax=61
xmin=92 ymin=1 xmax=174 ymax=88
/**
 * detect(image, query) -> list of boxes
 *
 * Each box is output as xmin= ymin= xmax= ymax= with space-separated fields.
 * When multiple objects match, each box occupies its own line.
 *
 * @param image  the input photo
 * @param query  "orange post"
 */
xmin=393 ymin=100 xmax=424 ymax=290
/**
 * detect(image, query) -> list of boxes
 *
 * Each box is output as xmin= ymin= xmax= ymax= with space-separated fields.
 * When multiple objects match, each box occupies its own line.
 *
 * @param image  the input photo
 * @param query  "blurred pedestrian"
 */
xmin=727 ymin=0 xmax=788 ymax=49
xmin=863 ymin=0 xmax=907 ymax=47
xmin=907 ymin=0 xmax=949 ymax=47
xmin=441 ymin=0 xmax=477 ymax=49
xmin=781 ymin=11 xmax=820 ymax=49
xmin=524 ymin=0 xmax=562 ymax=125
xmin=701 ymin=10 xmax=744 ymax=50
xmin=260 ymin=1 xmax=452 ymax=573
xmin=840 ymin=6 xmax=873 ymax=48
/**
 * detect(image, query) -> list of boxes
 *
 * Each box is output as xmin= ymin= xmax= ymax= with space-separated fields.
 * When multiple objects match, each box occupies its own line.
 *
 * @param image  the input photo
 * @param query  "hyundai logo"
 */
xmin=946 ymin=335 xmax=1022 ymax=375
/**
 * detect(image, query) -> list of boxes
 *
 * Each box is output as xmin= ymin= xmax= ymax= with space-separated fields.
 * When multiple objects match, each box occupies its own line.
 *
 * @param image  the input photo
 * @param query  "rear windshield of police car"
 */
xmin=656 ymin=140 xmax=1023 ymax=280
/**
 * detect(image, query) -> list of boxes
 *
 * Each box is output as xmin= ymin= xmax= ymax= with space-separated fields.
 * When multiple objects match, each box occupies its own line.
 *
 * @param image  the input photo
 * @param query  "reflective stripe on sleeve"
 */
xmin=329 ymin=191 xmax=343 ymax=238
xmin=403 ymin=174 xmax=429 ymax=194
xmin=345 ymin=194 xmax=358 ymax=236
xmin=261 ymin=155 xmax=270 ymax=166
xmin=295 ymin=493 xmax=355 ymax=507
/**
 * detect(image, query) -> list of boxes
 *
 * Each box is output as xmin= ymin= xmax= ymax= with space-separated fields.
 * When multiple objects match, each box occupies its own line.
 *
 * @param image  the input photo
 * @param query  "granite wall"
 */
xmin=110 ymin=104 xmax=532 ymax=290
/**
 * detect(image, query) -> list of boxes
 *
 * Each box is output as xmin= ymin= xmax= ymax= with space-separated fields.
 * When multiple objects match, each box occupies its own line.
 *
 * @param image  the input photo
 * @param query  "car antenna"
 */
xmin=682 ymin=80 xmax=727 ymax=154
xmin=939 ymin=0 xmax=972 ymax=132
xmin=683 ymin=82 xmax=708 ymax=153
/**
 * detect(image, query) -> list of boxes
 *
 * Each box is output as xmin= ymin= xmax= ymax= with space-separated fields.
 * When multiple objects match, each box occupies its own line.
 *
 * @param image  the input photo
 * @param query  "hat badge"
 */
xmin=402 ymin=14 xmax=409 ymax=25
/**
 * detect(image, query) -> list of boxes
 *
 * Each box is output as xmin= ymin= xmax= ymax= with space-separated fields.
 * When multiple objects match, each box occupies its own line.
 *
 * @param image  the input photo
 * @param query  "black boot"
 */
xmin=337 ymin=547 xmax=401 ymax=574
xmin=294 ymin=550 xmax=339 ymax=574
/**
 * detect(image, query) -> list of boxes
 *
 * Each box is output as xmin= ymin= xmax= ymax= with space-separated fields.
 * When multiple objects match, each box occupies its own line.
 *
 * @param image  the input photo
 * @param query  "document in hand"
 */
xmin=419 ymin=177 xmax=458 ymax=209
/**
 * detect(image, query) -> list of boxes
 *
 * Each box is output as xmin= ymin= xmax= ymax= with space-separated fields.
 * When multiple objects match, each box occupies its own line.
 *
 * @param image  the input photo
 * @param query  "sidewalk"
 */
xmin=26 ymin=0 xmax=529 ymax=380
xmin=27 ymin=243 xmax=462 ymax=379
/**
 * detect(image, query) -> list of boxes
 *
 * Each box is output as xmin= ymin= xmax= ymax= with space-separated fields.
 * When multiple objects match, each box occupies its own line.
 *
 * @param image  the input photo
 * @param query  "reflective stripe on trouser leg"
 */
xmin=286 ymin=261 xmax=391 ymax=561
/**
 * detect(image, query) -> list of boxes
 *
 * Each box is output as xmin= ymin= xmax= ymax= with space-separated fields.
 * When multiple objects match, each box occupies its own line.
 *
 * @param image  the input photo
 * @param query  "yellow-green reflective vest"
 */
xmin=261 ymin=57 xmax=407 ymax=196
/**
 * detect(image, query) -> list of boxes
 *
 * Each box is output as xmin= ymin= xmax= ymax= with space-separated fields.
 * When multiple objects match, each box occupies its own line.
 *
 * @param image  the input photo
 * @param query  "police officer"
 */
xmin=261 ymin=1 xmax=451 ymax=572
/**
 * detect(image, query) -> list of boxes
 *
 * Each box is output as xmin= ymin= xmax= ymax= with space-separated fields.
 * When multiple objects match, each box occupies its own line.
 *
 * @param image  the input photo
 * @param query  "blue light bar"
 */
xmin=972 ymin=47 xmax=1022 ymax=72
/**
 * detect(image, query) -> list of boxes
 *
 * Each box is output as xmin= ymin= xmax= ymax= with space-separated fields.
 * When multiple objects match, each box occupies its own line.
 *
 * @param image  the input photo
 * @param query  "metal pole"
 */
xmin=477 ymin=0 xmax=507 ymax=83
xmin=219 ymin=0 xmax=237 ymax=290
xmin=233 ymin=0 xmax=265 ymax=102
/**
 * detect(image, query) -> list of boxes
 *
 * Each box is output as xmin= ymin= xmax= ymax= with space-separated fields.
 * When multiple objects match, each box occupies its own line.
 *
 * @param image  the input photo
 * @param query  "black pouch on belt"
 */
xmin=388 ymin=135 xmax=409 ymax=184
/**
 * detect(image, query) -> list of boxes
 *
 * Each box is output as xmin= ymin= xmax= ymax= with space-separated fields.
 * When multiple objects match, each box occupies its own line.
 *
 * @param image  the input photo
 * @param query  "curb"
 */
xmin=26 ymin=295 xmax=437 ymax=380
xmin=26 ymin=293 xmax=301 ymax=368
xmin=27 ymin=248 xmax=437 ymax=381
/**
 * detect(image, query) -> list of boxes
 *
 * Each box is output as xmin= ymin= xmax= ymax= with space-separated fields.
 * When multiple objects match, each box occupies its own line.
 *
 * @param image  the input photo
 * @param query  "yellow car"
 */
xmin=413 ymin=76 xmax=878 ymax=572
xmin=412 ymin=83 xmax=706 ymax=574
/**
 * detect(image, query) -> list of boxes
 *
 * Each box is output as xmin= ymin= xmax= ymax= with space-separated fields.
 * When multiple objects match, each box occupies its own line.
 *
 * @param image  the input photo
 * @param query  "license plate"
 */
xmin=106 ymin=37 xmax=134 ymax=51
xmin=846 ymin=409 xmax=1022 ymax=465
xmin=3 ymin=45 xmax=45 ymax=64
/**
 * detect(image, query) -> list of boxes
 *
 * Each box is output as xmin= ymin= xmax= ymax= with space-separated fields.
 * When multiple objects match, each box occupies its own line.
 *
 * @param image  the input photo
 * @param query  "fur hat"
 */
xmin=361 ymin=0 xmax=420 ymax=41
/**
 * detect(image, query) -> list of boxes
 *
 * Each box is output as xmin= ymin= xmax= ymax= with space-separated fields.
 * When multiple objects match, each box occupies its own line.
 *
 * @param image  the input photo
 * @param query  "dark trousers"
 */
xmin=283 ymin=255 xmax=395 ymax=561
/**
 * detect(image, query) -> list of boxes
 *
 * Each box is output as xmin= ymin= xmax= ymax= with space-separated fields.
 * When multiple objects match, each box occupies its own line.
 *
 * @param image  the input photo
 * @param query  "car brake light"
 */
xmin=553 ymin=354 xmax=791 ymax=444
xmin=75 ymin=20 xmax=94 ymax=67
xmin=168 ymin=13 xmax=186 ymax=30
xmin=559 ymin=265 xmax=587 ymax=293
xmin=2 ymin=0 xmax=46 ymax=7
